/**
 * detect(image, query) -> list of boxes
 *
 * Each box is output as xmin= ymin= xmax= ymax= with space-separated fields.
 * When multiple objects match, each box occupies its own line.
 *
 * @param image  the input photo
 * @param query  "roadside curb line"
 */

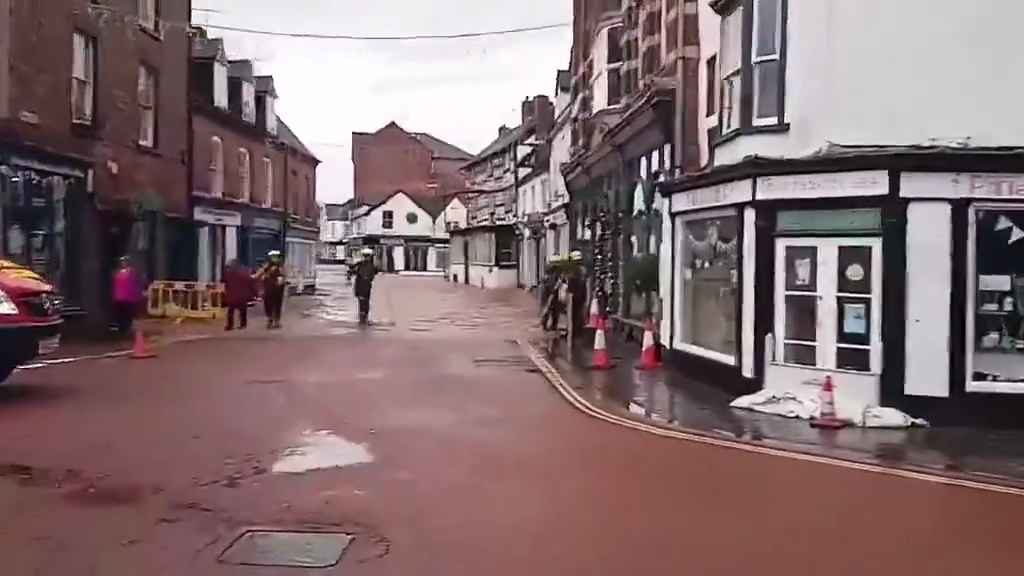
xmin=516 ymin=338 xmax=1024 ymax=498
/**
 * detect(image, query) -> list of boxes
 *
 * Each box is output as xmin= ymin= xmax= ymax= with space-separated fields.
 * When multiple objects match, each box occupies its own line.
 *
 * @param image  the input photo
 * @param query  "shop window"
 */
xmin=496 ymin=230 xmax=517 ymax=266
xmin=677 ymin=212 xmax=739 ymax=363
xmin=969 ymin=207 xmax=1024 ymax=390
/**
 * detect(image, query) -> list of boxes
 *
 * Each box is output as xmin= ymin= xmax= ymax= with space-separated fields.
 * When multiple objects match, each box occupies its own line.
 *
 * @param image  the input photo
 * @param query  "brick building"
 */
xmin=190 ymin=30 xmax=320 ymax=292
xmin=352 ymin=122 xmax=471 ymax=206
xmin=0 ymin=0 xmax=191 ymax=332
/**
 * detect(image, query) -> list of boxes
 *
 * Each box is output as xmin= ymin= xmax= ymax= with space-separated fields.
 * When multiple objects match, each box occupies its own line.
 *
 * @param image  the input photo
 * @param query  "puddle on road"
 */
xmin=272 ymin=430 xmax=373 ymax=474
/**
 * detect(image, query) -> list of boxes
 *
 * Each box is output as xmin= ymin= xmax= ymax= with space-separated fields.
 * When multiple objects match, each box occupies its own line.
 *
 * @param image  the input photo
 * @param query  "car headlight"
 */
xmin=0 ymin=288 xmax=18 ymax=315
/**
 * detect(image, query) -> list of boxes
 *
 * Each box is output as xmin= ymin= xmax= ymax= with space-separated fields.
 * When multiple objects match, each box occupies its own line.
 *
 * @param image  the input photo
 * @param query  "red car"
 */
xmin=0 ymin=260 xmax=62 ymax=382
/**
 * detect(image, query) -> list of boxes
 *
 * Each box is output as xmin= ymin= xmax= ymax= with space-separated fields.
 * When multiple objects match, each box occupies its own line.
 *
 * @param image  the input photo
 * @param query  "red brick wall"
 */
xmin=286 ymin=150 xmax=318 ymax=226
xmin=352 ymin=124 xmax=434 ymax=205
xmin=192 ymin=112 xmax=285 ymax=210
xmin=1 ymin=0 xmax=189 ymax=216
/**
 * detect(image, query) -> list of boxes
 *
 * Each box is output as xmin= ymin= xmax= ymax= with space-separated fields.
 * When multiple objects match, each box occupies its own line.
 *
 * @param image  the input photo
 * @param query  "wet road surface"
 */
xmin=0 ymin=267 xmax=1022 ymax=574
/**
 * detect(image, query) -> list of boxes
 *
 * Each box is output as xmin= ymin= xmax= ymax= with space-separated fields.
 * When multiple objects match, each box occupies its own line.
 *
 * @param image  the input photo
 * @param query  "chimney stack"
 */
xmin=533 ymin=95 xmax=555 ymax=140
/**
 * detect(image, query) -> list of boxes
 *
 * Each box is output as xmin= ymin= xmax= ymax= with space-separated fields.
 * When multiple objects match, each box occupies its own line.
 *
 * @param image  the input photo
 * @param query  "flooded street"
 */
xmin=0 ymin=272 xmax=1020 ymax=575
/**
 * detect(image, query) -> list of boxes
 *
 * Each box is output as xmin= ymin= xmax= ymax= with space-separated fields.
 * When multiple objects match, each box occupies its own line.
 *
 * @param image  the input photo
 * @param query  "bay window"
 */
xmin=716 ymin=0 xmax=787 ymax=137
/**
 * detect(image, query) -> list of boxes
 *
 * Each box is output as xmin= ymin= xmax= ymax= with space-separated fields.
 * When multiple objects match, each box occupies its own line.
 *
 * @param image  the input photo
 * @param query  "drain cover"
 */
xmin=219 ymin=530 xmax=353 ymax=568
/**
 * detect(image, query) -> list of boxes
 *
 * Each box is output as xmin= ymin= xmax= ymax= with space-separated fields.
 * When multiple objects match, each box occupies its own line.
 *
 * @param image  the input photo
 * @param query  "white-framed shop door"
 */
xmin=766 ymin=237 xmax=883 ymax=410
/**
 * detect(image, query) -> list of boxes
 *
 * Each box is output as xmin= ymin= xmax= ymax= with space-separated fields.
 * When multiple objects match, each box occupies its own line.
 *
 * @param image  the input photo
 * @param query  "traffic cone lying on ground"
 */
xmin=810 ymin=375 xmax=850 ymax=429
xmin=130 ymin=328 xmax=156 ymax=360
xmin=634 ymin=318 xmax=662 ymax=371
xmin=587 ymin=297 xmax=601 ymax=328
xmin=590 ymin=316 xmax=613 ymax=370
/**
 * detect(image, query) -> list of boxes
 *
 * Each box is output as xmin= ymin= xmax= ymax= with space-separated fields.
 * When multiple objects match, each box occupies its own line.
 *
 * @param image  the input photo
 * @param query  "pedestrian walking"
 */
xmin=223 ymin=259 xmax=255 ymax=331
xmin=255 ymin=250 xmax=286 ymax=329
xmin=354 ymin=248 xmax=378 ymax=325
xmin=112 ymin=256 xmax=144 ymax=336
xmin=540 ymin=266 xmax=565 ymax=332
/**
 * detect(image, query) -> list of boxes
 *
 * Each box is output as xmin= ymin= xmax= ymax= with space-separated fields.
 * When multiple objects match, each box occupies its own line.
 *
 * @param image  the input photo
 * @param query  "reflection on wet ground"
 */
xmin=545 ymin=333 xmax=1024 ymax=487
xmin=309 ymin=266 xmax=536 ymax=337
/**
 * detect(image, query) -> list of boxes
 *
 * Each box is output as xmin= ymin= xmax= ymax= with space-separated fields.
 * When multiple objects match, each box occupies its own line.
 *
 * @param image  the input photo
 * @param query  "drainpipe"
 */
xmin=185 ymin=0 xmax=195 ymax=280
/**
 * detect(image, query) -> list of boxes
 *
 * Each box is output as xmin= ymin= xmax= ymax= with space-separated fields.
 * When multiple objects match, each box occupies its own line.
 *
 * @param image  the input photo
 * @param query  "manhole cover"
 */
xmin=219 ymin=530 xmax=353 ymax=568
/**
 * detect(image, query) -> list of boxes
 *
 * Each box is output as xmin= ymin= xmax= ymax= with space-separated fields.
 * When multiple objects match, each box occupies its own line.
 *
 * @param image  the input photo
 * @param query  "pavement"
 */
xmin=533 ymin=326 xmax=1024 ymax=489
xmin=0 ymin=265 xmax=1021 ymax=574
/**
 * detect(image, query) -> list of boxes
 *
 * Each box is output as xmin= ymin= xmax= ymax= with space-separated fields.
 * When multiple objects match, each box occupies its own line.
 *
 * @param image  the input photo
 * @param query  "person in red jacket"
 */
xmin=223 ymin=259 xmax=255 ymax=331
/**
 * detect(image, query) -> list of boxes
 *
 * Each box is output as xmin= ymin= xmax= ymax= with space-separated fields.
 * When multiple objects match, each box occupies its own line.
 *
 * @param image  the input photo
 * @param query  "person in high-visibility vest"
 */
xmin=254 ymin=251 xmax=286 ymax=329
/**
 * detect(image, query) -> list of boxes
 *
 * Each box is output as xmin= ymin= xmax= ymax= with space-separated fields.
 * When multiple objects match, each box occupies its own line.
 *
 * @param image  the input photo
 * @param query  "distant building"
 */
xmin=190 ymin=31 xmax=320 ymax=294
xmin=348 ymin=191 xmax=450 ymax=275
xmin=319 ymin=199 xmax=358 ymax=263
xmin=352 ymin=122 xmax=472 ymax=206
xmin=452 ymin=96 xmax=553 ymax=290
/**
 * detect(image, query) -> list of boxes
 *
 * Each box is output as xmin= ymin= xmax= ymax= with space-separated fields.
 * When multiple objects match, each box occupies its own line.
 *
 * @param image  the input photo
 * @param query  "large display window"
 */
xmin=967 ymin=205 xmax=1024 ymax=392
xmin=675 ymin=209 xmax=739 ymax=365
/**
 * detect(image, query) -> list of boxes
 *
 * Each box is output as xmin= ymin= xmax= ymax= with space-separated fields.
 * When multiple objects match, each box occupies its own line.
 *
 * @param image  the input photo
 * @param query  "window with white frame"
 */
xmin=675 ymin=210 xmax=740 ymax=365
xmin=137 ymin=65 xmax=156 ymax=147
xmin=607 ymin=25 xmax=624 ymax=107
xmin=717 ymin=0 xmax=787 ymax=135
xmin=968 ymin=205 xmax=1024 ymax=392
xmin=241 ymin=81 xmax=255 ymax=124
xmin=238 ymin=148 xmax=251 ymax=201
xmin=382 ymin=210 xmax=394 ymax=230
xmin=265 ymin=98 xmax=277 ymax=135
xmin=753 ymin=0 xmax=783 ymax=124
xmin=209 ymin=136 xmax=223 ymax=197
xmin=262 ymin=157 xmax=273 ymax=207
xmin=138 ymin=0 xmax=158 ymax=32
xmin=71 ymin=31 xmax=95 ymax=125
xmin=213 ymin=61 xmax=228 ymax=110
xmin=719 ymin=8 xmax=743 ymax=134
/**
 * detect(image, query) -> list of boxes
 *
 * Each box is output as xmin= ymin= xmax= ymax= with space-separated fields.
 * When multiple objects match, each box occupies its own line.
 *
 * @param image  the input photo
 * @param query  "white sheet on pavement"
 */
xmin=729 ymin=390 xmax=929 ymax=428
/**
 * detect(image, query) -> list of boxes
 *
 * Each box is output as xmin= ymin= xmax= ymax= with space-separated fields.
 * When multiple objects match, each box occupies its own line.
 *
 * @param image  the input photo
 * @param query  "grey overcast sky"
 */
xmin=192 ymin=0 xmax=573 ymax=204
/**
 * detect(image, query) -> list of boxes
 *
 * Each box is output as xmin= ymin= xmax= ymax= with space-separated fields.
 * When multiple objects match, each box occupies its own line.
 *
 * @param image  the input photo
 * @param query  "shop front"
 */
xmin=663 ymin=162 xmax=1024 ymax=426
xmin=194 ymin=205 xmax=241 ymax=283
xmin=242 ymin=213 xmax=284 ymax=268
xmin=0 ymin=152 xmax=90 ymax=314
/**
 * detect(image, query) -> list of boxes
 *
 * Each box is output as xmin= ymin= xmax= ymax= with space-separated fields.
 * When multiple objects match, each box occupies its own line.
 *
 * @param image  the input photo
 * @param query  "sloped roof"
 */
xmin=277 ymin=118 xmax=319 ymax=162
xmin=412 ymin=133 xmax=473 ymax=161
xmin=359 ymin=190 xmax=443 ymax=220
xmin=470 ymin=124 xmax=527 ymax=165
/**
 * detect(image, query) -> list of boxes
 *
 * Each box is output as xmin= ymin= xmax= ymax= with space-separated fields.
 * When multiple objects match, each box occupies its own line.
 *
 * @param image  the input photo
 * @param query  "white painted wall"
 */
xmin=696 ymin=0 xmax=721 ymax=169
xmin=904 ymin=201 xmax=952 ymax=398
xmin=468 ymin=264 xmax=518 ymax=290
xmin=360 ymin=192 xmax=435 ymax=238
xmin=702 ymin=0 xmax=1024 ymax=168
xmin=442 ymin=197 xmax=467 ymax=233
xmin=549 ymin=119 xmax=572 ymax=209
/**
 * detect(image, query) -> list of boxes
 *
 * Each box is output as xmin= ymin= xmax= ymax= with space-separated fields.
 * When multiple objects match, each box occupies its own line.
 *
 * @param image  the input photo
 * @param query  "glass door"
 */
xmin=773 ymin=237 xmax=882 ymax=374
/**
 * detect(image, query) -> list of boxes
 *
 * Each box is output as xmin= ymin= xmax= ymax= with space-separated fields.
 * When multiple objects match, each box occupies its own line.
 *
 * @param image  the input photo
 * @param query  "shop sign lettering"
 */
xmin=671 ymin=179 xmax=752 ymax=213
xmin=969 ymin=175 xmax=1024 ymax=199
xmin=193 ymin=207 xmax=242 ymax=226
xmin=757 ymin=171 xmax=888 ymax=200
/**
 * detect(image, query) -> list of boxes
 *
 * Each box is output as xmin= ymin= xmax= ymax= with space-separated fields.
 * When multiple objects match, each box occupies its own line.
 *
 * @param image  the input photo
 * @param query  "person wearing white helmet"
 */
xmin=254 ymin=249 xmax=286 ymax=329
xmin=354 ymin=247 xmax=378 ymax=325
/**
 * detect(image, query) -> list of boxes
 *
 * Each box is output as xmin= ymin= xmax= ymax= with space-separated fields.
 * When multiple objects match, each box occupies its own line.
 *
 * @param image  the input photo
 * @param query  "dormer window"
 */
xmin=213 ymin=60 xmax=228 ymax=110
xmin=241 ymin=81 xmax=255 ymax=124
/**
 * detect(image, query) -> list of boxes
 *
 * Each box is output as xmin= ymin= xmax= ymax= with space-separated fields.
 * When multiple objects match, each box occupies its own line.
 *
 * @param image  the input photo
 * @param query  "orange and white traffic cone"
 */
xmin=130 ymin=328 xmax=156 ymax=360
xmin=811 ymin=375 xmax=849 ymax=429
xmin=586 ymin=297 xmax=601 ymax=329
xmin=590 ymin=316 xmax=613 ymax=370
xmin=634 ymin=318 xmax=662 ymax=371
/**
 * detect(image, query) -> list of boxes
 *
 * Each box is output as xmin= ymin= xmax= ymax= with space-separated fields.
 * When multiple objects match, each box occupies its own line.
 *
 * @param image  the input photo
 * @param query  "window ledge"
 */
xmin=136 ymin=143 xmax=161 ymax=157
xmin=139 ymin=24 xmax=163 ymax=42
xmin=713 ymin=122 xmax=790 ymax=147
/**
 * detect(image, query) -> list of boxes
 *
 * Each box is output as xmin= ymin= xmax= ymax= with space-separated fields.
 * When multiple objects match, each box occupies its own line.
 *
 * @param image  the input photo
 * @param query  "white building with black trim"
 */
xmin=348 ymin=190 xmax=450 ymax=274
xmin=659 ymin=0 xmax=1024 ymax=426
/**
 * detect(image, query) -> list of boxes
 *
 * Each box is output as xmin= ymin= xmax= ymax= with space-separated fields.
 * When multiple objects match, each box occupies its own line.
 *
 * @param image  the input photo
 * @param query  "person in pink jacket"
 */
xmin=112 ymin=256 xmax=144 ymax=335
